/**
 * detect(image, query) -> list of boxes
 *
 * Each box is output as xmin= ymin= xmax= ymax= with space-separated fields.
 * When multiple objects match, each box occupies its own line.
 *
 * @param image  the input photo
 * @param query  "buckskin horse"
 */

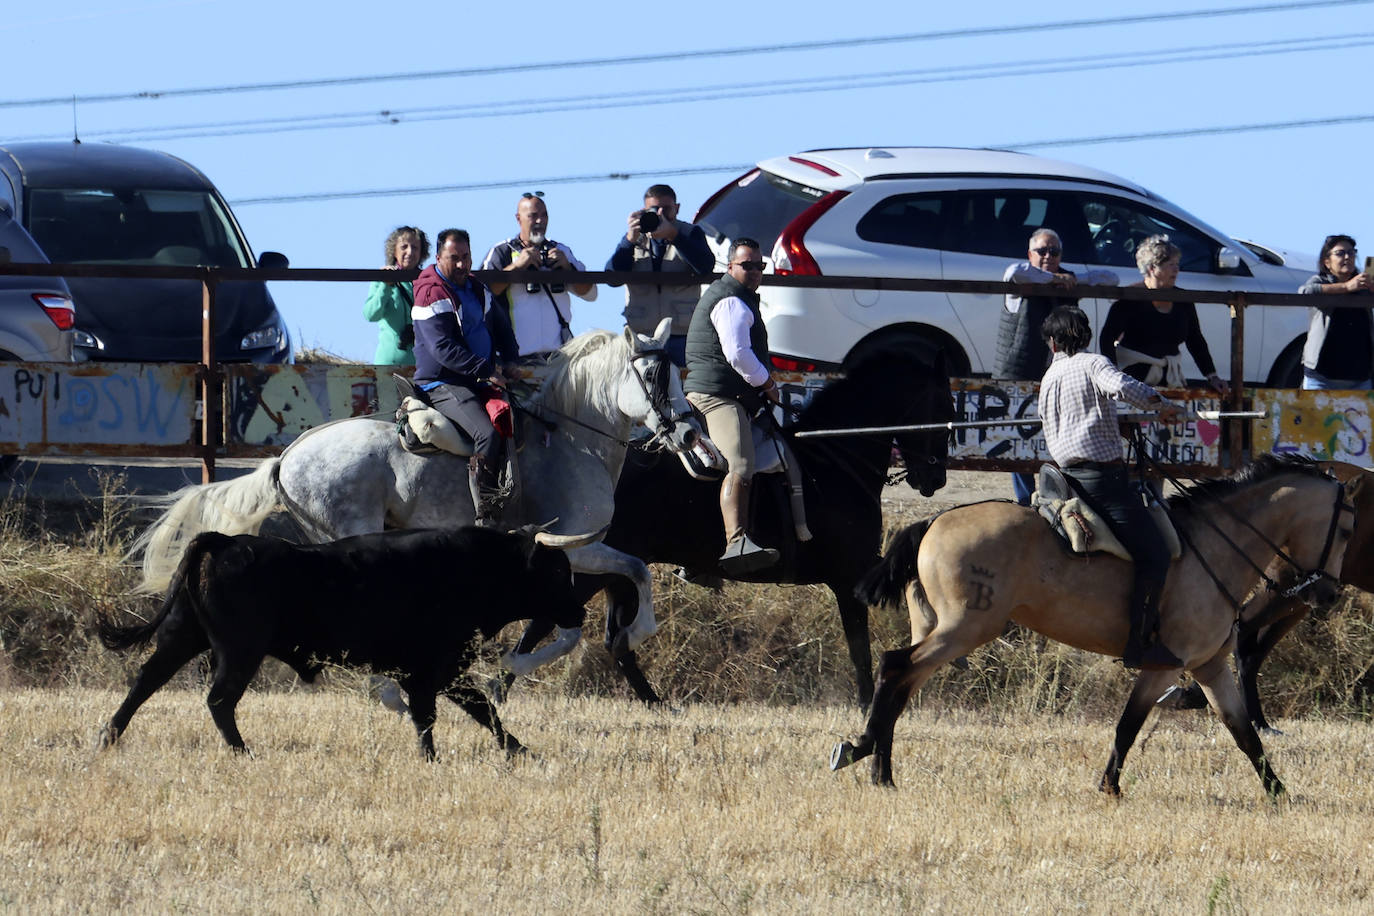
xmin=505 ymin=345 xmax=955 ymax=707
xmin=831 ymin=455 xmax=1360 ymax=797
xmin=130 ymin=322 xmax=700 ymax=671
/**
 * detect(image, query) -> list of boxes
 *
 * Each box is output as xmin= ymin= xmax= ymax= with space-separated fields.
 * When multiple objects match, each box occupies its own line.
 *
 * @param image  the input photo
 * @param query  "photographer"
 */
xmin=483 ymin=191 xmax=597 ymax=359
xmin=606 ymin=184 xmax=715 ymax=366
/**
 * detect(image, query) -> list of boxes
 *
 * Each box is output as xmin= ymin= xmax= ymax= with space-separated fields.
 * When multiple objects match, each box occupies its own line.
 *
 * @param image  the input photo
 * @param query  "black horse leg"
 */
xmin=1237 ymin=612 xmax=1306 ymax=733
xmin=101 ymin=626 xmax=209 ymax=748
xmin=443 ymin=675 xmax=524 ymax=755
xmin=1099 ymin=670 xmax=1175 ymax=796
xmin=1194 ymin=663 xmax=1286 ymax=798
xmin=831 ymin=644 xmax=921 ymax=787
xmin=831 ymin=584 xmax=875 ymax=707
xmin=205 ymin=653 xmax=263 ymax=754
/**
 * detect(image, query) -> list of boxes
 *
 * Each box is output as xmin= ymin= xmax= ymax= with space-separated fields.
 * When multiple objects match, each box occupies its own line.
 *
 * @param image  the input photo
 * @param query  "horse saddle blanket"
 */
xmin=392 ymin=374 xmax=513 ymax=458
xmin=1031 ymin=464 xmax=1181 ymax=562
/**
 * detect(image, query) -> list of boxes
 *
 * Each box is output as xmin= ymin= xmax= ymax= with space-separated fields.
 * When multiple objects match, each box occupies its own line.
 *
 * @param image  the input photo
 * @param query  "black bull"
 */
xmin=506 ymin=345 xmax=956 ymax=706
xmin=98 ymin=526 xmax=588 ymax=759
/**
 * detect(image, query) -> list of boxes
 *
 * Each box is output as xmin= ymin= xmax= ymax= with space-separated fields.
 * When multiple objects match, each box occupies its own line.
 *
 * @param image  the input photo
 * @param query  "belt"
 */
xmin=1061 ymin=459 xmax=1125 ymax=471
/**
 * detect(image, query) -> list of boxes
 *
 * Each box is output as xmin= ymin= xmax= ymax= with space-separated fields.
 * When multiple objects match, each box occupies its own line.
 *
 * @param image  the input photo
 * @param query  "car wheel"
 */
xmin=1265 ymin=340 xmax=1304 ymax=389
xmin=843 ymin=328 xmax=970 ymax=378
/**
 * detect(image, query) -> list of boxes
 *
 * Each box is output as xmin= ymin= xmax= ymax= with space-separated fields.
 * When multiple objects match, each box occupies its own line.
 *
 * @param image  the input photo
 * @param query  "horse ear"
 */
xmin=652 ymin=316 xmax=673 ymax=346
xmin=623 ymin=325 xmax=639 ymax=351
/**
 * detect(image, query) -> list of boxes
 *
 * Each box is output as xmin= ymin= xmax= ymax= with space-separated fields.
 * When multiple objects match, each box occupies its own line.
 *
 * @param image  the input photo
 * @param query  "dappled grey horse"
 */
xmin=132 ymin=320 xmax=700 ymax=671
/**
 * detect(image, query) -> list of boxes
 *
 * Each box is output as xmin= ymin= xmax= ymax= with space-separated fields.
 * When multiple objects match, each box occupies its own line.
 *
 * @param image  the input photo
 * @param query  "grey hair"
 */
xmin=1029 ymin=227 xmax=1061 ymax=248
xmin=1135 ymin=234 xmax=1180 ymax=276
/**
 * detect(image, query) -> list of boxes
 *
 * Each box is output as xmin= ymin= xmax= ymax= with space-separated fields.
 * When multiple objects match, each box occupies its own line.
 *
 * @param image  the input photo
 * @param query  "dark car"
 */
xmin=0 ymin=141 xmax=291 ymax=363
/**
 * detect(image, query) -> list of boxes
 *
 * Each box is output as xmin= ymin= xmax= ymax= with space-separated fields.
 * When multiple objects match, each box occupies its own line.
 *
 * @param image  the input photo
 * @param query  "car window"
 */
xmin=0 ymin=173 xmax=15 ymax=216
xmin=1074 ymin=193 xmax=1222 ymax=274
xmin=696 ymin=170 xmax=826 ymax=248
xmin=855 ymin=194 xmax=945 ymax=248
xmin=25 ymin=187 xmax=251 ymax=267
xmin=941 ymin=192 xmax=1095 ymax=262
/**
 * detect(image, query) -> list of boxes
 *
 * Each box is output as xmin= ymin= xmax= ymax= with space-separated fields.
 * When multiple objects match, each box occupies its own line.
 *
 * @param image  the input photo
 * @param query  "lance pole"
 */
xmin=792 ymin=410 xmax=1267 ymax=439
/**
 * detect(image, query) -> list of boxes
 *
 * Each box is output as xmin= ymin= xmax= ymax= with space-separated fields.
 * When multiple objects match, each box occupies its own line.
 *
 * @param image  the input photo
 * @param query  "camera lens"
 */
xmin=639 ymin=210 xmax=660 ymax=233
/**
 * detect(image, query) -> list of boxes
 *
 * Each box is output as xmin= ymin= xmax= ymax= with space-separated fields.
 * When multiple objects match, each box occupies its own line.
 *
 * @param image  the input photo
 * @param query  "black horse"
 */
xmin=507 ymin=346 xmax=955 ymax=706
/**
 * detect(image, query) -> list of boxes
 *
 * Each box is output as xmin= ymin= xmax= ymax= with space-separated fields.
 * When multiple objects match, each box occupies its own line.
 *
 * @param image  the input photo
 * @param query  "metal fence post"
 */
xmin=1227 ymin=292 xmax=1247 ymax=471
xmin=201 ymin=272 xmax=219 ymax=483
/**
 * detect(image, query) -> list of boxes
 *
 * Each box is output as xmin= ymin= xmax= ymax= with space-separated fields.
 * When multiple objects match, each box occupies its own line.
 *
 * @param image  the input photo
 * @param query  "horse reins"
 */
xmin=1132 ymin=434 xmax=1354 ymax=612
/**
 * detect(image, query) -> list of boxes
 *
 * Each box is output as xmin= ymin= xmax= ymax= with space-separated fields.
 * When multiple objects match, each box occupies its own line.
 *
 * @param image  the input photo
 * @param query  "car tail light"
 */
xmin=33 ymin=294 xmax=75 ymax=330
xmin=770 ymin=354 xmax=818 ymax=373
xmin=771 ymin=190 xmax=848 ymax=276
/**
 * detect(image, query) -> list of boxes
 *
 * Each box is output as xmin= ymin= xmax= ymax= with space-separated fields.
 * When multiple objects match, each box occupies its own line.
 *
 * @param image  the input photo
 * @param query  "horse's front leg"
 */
xmin=1099 ymin=669 xmax=1176 ymax=796
xmin=566 ymin=543 xmax=656 ymax=652
xmin=1192 ymin=653 xmax=1286 ymax=799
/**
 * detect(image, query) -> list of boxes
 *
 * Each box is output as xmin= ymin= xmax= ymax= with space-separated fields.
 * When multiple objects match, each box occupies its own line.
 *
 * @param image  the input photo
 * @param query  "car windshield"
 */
xmin=25 ymin=187 xmax=251 ymax=267
xmin=697 ymin=170 xmax=825 ymax=248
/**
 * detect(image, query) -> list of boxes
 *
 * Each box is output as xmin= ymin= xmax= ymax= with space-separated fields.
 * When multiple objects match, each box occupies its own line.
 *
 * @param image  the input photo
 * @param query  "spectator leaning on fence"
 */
xmin=996 ymin=227 xmax=1119 ymax=506
xmin=604 ymin=184 xmax=715 ymax=367
xmin=1100 ymin=234 xmax=1229 ymax=398
xmin=1298 ymin=234 xmax=1374 ymax=390
xmin=363 ymin=226 xmax=430 ymax=366
xmin=482 ymin=191 xmax=597 ymax=359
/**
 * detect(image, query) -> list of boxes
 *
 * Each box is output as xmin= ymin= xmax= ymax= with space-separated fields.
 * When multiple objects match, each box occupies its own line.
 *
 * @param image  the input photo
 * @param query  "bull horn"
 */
xmin=534 ymin=524 xmax=610 ymax=549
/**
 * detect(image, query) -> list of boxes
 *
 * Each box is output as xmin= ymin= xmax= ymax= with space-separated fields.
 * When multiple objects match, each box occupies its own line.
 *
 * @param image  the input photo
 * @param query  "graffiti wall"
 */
xmin=0 ymin=362 xmax=196 ymax=451
xmin=1252 ymin=389 xmax=1374 ymax=465
xmin=226 ymin=364 xmax=405 ymax=447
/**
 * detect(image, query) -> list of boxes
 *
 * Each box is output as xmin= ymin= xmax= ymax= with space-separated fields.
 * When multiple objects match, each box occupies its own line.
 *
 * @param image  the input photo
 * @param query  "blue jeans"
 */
xmin=1302 ymin=371 xmax=1372 ymax=390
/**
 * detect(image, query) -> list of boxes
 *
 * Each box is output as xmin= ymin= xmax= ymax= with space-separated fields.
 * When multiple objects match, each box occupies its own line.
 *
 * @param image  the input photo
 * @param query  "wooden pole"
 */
xmin=201 ymin=274 xmax=218 ymax=484
xmin=1227 ymin=293 xmax=1247 ymax=472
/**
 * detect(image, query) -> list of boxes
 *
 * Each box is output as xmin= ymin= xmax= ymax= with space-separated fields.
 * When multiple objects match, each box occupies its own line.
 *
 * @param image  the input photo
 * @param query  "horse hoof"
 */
xmin=829 ymin=741 xmax=856 ymax=771
xmin=96 ymin=724 xmax=119 ymax=750
xmin=1257 ymin=725 xmax=1285 ymax=737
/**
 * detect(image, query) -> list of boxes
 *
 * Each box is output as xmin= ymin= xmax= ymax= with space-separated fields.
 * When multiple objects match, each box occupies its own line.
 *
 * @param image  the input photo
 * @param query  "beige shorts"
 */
xmin=687 ymin=392 xmax=755 ymax=477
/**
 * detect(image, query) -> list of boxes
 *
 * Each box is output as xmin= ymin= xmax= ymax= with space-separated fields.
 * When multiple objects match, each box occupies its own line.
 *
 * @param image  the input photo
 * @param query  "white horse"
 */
xmin=132 ymin=320 xmax=700 ymax=673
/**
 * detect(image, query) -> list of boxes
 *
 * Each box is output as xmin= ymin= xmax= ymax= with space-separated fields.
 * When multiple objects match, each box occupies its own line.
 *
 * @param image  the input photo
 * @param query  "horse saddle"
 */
xmin=1031 ymin=464 xmax=1181 ymax=562
xmin=394 ymin=375 xmax=469 ymax=457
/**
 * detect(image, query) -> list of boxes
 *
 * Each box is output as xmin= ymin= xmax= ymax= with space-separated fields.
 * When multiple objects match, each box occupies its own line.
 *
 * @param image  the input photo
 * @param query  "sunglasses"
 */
xmin=732 ymin=260 xmax=766 ymax=271
xmin=521 ymin=190 xmax=545 ymax=200
xmin=1032 ymin=246 xmax=1062 ymax=257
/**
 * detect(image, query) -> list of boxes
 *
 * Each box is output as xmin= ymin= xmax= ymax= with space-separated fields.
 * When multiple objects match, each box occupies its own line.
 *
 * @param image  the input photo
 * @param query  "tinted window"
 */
xmin=1074 ymin=194 xmax=1222 ymax=273
xmin=856 ymin=194 xmax=945 ymax=248
xmin=696 ymin=170 xmax=825 ymax=249
xmin=26 ymin=188 xmax=251 ymax=267
xmin=942 ymin=192 xmax=1086 ymax=260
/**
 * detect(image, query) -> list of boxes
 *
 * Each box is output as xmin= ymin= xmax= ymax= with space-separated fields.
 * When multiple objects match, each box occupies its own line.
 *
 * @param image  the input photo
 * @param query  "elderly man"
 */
xmin=605 ymin=183 xmax=715 ymax=367
xmin=483 ymin=192 xmax=597 ymax=359
xmin=684 ymin=238 xmax=780 ymax=575
xmin=412 ymin=228 xmax=519 ymax=526
xmin=998 ymin=227 xmax=1118 ymax=505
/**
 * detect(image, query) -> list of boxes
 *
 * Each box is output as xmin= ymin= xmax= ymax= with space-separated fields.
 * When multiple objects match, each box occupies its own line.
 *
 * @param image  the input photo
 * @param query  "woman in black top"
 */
xmin=1099 ymin=234 xmax=1228 ymax=396
xmin=1298 ymin=233 xmax=1374 ymax=390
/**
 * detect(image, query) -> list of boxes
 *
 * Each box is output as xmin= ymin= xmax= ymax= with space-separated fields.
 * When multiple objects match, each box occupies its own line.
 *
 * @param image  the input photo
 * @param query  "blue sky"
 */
xmin=3 ymin=0 xmax=1371 ymax=362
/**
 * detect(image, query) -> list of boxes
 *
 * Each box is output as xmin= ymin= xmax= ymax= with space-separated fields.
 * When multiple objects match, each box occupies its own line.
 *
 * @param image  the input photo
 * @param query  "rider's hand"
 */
xmin=1154 ymin=399 xmax=1184 ymax=424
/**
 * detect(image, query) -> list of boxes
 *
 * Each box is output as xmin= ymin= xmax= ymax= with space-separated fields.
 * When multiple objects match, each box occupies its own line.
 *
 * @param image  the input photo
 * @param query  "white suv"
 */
xmin=694 ymin=147 xmax=1312 ymax=385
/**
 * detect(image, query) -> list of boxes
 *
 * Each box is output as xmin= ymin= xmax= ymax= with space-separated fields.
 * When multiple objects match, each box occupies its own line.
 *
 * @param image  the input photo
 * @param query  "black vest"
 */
xmin=684 ymin=273 xmax=769 ymax=410
xmin=995 ymin=269 xmax=1077 ymax=380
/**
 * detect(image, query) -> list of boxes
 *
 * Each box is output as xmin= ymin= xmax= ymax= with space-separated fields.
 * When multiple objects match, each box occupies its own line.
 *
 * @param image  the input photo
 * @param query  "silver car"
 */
xmin=0 ymin=210 xmax=75 ymax=365
xmin=696 ymin=147 xmax=1312 ymax=385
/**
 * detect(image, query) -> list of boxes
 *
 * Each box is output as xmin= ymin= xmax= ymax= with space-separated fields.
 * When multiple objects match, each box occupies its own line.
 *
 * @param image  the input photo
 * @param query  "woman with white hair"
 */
xmin=1099 ymin=234 xmax=1228 ymax=397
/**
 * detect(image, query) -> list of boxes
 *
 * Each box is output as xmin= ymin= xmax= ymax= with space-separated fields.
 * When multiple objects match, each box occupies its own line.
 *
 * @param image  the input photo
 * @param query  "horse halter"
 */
xmin=1278 ymin=476 xmax=1355 ymax=598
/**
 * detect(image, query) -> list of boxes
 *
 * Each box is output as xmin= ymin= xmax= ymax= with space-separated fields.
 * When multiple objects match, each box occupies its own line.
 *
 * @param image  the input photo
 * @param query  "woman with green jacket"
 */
xmin=364 ymin=226 xmax=430 ymax=365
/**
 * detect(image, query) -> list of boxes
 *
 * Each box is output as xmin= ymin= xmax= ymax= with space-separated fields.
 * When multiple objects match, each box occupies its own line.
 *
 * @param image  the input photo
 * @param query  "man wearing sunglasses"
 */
xmin=997 ymin=227 xmax=1119 ymax=505
xmin=684 ymin=239 xmax=781 ymax=575
xmin=483 ymin=191 xmax=597 ymax=359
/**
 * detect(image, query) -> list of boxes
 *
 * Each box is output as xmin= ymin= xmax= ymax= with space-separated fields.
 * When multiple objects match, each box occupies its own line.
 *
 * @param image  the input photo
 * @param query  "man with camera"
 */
xmin=605 ymin=184 xmax=715 ymax=366
xmin=483 ymin=191 xmax=597 ymax=358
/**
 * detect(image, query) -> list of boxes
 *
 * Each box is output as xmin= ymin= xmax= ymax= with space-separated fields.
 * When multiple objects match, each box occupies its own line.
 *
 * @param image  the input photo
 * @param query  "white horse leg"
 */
xmin=500 ymin=627 xmax=584 ymax=676
xmin=567 ymin=543 xmax=657 ymax=650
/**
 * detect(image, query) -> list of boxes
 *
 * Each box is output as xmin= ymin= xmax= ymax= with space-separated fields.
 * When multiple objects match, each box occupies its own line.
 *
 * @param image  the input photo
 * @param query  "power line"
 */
xmin=0 ymin=0 xmax=1366 ymax=111
xmin=16 ymin=32 xmax=1373 ymax=145
xmin=226 ymin=111 xmax=1374 ymax=207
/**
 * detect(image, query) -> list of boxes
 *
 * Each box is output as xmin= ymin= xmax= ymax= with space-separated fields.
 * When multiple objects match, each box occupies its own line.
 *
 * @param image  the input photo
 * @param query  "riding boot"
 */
xmin=1122 ymin=578 xmax=1182 ymax=669
xmin=467 ymin=456 xmax=504 ymax=529
xmin=718 ymin=473 xmax=779 ymax=575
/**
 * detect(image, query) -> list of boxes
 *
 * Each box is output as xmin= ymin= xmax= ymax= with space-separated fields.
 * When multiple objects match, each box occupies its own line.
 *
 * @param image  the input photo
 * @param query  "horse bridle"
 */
xmin=628 ymin=345 xmax=694 ymax=451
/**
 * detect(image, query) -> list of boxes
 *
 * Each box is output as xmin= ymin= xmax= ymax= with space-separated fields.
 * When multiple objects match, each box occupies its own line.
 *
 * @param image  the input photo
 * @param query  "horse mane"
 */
xmin=532 ymin=329 xmax=625 ymax=423
xmin=787 ymin=347 xmax=942 ymax=433
xmin=1166 ymin=453 xmax=1327 ymax=522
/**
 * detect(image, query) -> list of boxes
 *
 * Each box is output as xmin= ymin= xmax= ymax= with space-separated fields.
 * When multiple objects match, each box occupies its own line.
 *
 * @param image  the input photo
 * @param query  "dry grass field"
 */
xmin=2 ymin=687 xmax=1373 ymax=914
xmin=1 ymin=469 xmax=1372 ymax=913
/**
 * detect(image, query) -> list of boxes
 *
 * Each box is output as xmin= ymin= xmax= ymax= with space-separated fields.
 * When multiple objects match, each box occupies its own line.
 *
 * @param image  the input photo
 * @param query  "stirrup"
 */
xmin=672 ymin=566 xmax=724 ymax=590
xmin=718 ymin=533 xmax=779 ymax=576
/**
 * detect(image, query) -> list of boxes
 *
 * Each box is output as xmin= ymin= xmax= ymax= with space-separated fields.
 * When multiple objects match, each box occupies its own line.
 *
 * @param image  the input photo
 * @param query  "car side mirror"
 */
xmin=257 ymin=251 xmax=289 ymax=269
xmin=1217 ymin=247 xmax=1242 ymax=271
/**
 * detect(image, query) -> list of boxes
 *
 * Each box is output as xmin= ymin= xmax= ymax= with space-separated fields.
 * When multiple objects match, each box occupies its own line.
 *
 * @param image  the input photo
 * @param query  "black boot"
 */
xmin=468 ymin=456 xmax=505 ymax=528
xmin=1122 ymin=580 xmax=1182 ymax=670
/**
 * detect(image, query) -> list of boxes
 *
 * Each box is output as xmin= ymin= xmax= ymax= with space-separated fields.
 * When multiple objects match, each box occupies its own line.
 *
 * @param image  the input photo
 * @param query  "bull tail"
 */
xmin=855 ymin=518 xmax=934 ymax=609
xmin=126 ymin=459 xmax=284 ymax=594
xmin=98 ymin=531 xmax=233 ymax=651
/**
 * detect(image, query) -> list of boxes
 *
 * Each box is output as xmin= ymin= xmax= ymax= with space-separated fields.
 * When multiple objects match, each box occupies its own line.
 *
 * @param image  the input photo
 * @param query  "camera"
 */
xmin=524 ymin=236 xmax=565 ymax=294
xmin=638 ymin=209 xmax=661 ymax=234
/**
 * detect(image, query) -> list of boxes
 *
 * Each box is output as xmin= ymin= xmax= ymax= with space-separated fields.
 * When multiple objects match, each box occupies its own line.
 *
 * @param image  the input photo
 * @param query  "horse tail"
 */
xmin=98 ymin=531 xmax=228 ymax=651
xmin=126 ymin=459 xmax=284 ymax=594
xmin=855 ymin=518 xmax=934 ymax=608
